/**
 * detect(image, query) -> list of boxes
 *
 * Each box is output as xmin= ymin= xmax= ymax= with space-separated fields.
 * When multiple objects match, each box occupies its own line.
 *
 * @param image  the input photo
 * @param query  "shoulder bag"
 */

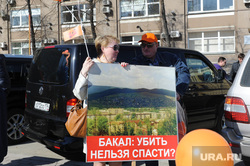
xmin=65 ymin=100 xmax=87 ymax=138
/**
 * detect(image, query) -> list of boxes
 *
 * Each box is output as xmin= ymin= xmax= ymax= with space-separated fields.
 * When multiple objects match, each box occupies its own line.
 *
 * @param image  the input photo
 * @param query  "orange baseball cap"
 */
xmin=139 ymin=33 xmax=158 ymax=43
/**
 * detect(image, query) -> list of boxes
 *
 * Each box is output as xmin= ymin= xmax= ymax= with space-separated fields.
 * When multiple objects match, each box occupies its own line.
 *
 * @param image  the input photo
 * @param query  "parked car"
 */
xmin=222 ymin=50 xmax=250 ymax=165
xmin=1 ymin=54 xmax=33 ymax=145
xmin=22 ymin=44 xmax=230 ymax=159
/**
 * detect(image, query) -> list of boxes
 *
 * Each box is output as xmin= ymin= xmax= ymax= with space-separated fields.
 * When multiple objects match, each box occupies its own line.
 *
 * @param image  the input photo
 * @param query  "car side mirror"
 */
xmin=217 ymin=69 xmax=224 ymax=81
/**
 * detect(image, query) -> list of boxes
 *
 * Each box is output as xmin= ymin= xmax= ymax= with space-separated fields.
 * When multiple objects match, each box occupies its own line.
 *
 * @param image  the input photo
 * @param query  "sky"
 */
xmin=88 ymin=63 xmax=176 ymax=94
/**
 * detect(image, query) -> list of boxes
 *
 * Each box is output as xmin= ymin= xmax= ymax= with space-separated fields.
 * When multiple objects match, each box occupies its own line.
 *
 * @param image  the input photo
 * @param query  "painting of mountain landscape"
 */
xmin=87 ymin=63 xmax=177 ymax=137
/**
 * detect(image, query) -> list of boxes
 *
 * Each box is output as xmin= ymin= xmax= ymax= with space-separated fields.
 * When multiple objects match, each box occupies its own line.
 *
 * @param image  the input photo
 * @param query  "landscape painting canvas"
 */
xmin=87 ymin=63 xmax=178 ymax=162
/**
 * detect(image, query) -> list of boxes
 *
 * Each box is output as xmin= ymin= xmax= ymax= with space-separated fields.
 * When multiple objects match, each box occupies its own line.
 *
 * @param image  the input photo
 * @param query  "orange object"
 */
xmin=175 ymin=129 xmax=234 ymax=166
xmin=63 ymin=25 xmax=83 ymax=42
xmin=139 ymin=33 xmax=158 ymax=43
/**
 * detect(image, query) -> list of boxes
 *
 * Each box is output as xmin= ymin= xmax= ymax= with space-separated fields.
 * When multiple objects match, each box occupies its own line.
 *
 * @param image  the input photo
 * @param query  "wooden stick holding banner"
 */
xmin=61 ymin=1 xmax=90 ymax=57
xmin=77 ymin=0 xmax=90 ymax=58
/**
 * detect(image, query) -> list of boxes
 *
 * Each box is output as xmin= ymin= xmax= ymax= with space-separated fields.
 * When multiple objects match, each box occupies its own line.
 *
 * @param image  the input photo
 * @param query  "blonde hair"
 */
xmin=94 ymin=35 xmax=120 ymax=57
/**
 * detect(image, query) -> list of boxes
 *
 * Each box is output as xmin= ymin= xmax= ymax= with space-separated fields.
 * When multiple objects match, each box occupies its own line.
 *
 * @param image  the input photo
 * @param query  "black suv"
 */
xmin=22 ymin=44 xmax=231 ymax=158
xmin=1 ymin=54 xmax=33 ymax=145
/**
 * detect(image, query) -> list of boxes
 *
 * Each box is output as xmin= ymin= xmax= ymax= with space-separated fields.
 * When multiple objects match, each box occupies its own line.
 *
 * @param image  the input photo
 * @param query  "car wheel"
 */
xmin=7 ymin=108 xmax=26 ymax=145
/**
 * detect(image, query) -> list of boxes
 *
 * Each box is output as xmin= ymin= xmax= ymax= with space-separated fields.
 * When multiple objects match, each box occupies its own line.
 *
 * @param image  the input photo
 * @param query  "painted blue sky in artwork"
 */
xmin=88 ymin=63 xmax=176 ymax=95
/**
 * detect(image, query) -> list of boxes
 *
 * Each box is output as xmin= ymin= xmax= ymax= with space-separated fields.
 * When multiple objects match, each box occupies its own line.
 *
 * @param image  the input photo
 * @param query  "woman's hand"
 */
xmin=81 ymin=57 xmax=94 ymax=78
xmin=121 ymin=62 xmax=129 ymax=67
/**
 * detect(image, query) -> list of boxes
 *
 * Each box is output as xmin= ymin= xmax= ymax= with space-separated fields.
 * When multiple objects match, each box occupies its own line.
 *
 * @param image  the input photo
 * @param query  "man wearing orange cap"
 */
xmin=133 ymin=33 xmax=190 ymax=100
xmin=132 ymin=33 xmax=190 ymax=166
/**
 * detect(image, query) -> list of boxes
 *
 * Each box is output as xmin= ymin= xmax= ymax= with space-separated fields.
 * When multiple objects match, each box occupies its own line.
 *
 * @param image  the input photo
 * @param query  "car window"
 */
xmin=6 ymin=61 xmax=30 ymax=87
xmin=186 ymin=55 xmax=215 ymax=83
xmin=116 ymin=46 xmax=138 ymax=63
xmin=240 ymin=58 xmax=250 ymax=87
xmin=29 ymin=48 xmax=71 ymax=85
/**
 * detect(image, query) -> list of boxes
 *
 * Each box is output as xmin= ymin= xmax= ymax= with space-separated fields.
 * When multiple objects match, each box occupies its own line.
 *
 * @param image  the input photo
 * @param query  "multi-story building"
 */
xmin=0 ymin=0 xmax=249 ymax=67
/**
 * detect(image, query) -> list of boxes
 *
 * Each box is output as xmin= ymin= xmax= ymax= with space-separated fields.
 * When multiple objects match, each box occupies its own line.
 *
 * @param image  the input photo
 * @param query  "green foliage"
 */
xmin=138 ymin=121 xmax=142 ymax=127
xmin=131 ymin=113 xmax=137 ymax=120
xmin=115 ymin=114 xmax=123 ymax=121
xmin=137 ymin=128 xmax=144 ymax=135
xmin=144 ymin=118 xmax=153 ymax=135
xmin=128 ymin=124 xmax=135 ymax=135
xmin=87 ymin=118 xmax=95 ymax=136
xmin=97 ymin=116 xmax=109 ymax=136
xmin=158 ymin=111 xmax=177 ymax=135
xmin=123 ymin=121 xmax=128 ymax=135
xmin=116 ymin=128 xmax=123 ymax=136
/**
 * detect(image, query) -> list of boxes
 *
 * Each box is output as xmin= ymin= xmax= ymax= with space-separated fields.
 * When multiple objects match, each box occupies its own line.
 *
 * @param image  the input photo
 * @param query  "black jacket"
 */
xmin=229 ymin=61 xmax=240 ymax=82
xmin=132 ymin=52 xmax=190 ymax=96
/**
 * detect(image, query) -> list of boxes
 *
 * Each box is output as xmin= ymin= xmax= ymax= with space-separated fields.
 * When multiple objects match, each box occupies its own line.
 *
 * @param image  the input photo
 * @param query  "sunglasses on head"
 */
xmin=107 ymin=44 xmax=120 ymax=51
xmin=140 ymin=43 xmax=154 ymax=48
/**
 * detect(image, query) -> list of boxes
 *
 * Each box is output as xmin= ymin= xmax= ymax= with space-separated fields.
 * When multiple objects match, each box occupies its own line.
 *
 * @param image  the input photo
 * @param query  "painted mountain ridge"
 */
xmin=88 ymin=87 xmax=175 ymax=108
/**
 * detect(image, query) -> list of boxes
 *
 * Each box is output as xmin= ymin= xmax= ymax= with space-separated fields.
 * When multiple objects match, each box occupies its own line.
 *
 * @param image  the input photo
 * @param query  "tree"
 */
xmin=115 ymin=114 xmax=123 ymax=121
xmin=235 ymin=29 xmax=247 ymax=54
xmin=88 ymin=0 xmax=97 ymax=40
xmin=158 ymin=112 xmax=177 ymax=135
xmin=160 ymin=0 xmax=171 ymax=47
xmin=87 ymin=118 xmax=95 ymax=136
xmin=97 ymin=116 xmax=109 ymax=135
xmin=27 ymin=0 xmax=36 ymax=54
xmin=131 ymin=113 xmax=137 ymax=120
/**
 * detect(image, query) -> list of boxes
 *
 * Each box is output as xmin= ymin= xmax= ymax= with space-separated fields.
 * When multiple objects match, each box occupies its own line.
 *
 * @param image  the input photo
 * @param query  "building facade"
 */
xmin=0 ymin=0 xmax=249 ymax=66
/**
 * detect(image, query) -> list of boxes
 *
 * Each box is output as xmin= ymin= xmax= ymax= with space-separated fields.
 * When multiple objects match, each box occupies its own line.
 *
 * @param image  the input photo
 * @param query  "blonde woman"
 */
xmin=73 ymin=35 xmax=127 ymax=166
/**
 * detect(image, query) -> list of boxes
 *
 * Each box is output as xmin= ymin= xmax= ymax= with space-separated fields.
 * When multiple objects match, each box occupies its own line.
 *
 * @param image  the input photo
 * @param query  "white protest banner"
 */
xmin=87 ymin=63 xmax=177 ymax=162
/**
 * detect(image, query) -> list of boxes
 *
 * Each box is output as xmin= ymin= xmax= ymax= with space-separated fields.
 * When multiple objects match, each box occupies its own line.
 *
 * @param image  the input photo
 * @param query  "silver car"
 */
xmin=222 ymin=50 xmax=250 ymax=165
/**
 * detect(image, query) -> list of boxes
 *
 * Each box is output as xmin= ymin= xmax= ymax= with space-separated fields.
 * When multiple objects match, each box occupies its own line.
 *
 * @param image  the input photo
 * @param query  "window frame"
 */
xmin=188 ymin=31 xmax=235 ymax=54
xmin=61 ymin=4 xmax=96 ymax=24
xmin=11 ymin=42 xmax=42 ymax=55
xmin=11 ymin=9 xmax=41 ymax=28
xmin=120 ymin=0 xmax=160 ymax=19
xmin=188 ymin=0 xmax=234 ymax=13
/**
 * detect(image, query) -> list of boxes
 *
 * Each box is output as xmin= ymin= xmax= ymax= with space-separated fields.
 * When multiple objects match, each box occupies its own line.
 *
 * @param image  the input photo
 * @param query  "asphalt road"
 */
xmin=0 ymin=140 xmax=246 ymax=166
xmin=1 ymin=140 xmax=168 ymax=166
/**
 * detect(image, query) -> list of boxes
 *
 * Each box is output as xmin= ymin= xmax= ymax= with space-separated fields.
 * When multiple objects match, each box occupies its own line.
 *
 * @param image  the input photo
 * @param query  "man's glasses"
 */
xmin=107 ymin=45 xmax=120 ymax=51
xmin=140 ymin=43 xmax=154 ymax=48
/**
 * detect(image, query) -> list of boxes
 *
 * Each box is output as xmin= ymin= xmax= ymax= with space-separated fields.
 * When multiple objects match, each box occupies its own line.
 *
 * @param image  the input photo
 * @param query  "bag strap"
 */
xmin=70 ymin=100 xmax=83 ymax=112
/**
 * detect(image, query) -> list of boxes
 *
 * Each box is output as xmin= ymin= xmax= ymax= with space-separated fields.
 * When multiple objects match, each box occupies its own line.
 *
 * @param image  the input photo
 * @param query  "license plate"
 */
xmin=34 ymin=101 xmax=50 ymax=111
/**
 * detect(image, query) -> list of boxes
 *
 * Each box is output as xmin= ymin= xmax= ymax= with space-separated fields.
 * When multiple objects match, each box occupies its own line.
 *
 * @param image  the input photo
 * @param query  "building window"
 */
xmin=121 ymin=35 xmax=160 ymax=45
xmin=12 ymin=42 xmax=41 ymax=55
xmin=62 ymin=4 xmax=96 ymax=23
xmin=188 ymin=31 xmax=235 ymax=54
xmin=120 ymin=0 xmax=159 ymax=18
xmin=121 ymin=36 xmax=140 ymax=45
xmin=11 ymin=9 xmax=41 ymax=27
xmin=188 ymin=0 xmax=233 ymax=12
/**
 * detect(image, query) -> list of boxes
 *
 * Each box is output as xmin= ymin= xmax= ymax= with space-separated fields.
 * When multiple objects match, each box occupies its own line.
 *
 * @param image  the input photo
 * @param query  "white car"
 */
xmin=222 ymin=50 xmax=250 ymax=165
